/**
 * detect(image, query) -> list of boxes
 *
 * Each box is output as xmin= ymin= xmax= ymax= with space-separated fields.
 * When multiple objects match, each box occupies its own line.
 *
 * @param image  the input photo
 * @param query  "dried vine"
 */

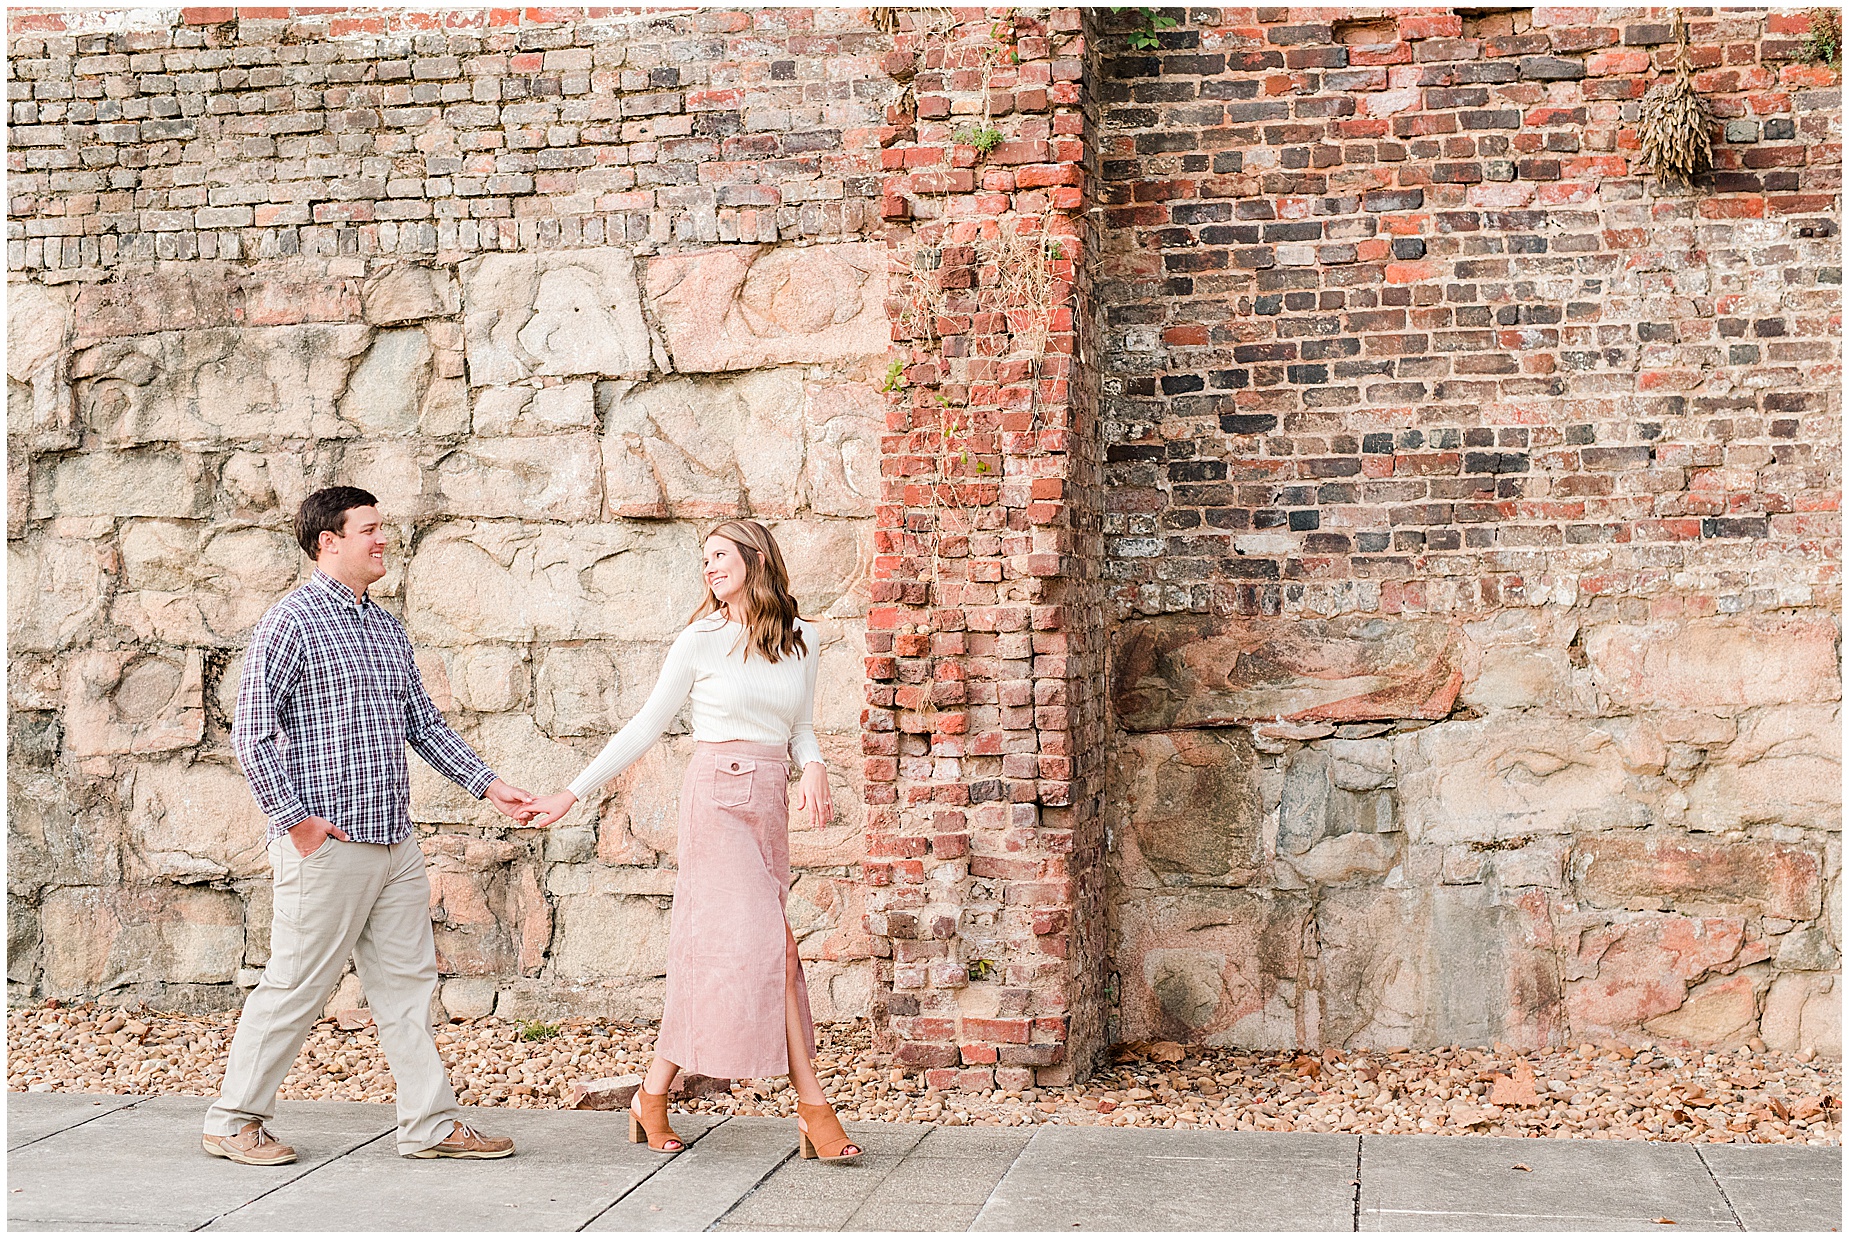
xmin=878 ymin=12 xmax=1075 ymax=635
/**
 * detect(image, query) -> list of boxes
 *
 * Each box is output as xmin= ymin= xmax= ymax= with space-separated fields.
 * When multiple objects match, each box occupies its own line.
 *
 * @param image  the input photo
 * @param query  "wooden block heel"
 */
xmin=795 ymin=1100 xmax=861 ymax=1163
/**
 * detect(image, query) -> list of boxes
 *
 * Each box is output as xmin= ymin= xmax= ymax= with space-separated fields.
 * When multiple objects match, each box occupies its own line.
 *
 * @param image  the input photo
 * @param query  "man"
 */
xmin=204 ymin=486 xmax=532 ymax=1164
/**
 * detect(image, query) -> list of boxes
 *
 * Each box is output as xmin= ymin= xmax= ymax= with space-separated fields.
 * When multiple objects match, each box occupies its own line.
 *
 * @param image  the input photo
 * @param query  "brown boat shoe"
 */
xmin=202 ymin=1121 xmax=297 ymax=1166
xmin=406 ymin=1120 xmax=515 ymax=1159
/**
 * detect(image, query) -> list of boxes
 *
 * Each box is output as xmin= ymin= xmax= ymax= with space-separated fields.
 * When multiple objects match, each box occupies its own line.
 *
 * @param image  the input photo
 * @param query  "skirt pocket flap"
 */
xmin=712 ymin=758 xmax=758 ymax=807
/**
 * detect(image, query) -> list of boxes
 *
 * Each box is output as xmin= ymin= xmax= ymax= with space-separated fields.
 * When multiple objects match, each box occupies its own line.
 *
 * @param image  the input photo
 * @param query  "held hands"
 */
xmin=484 ymin=778 xmax=539 ymax=823
xmin=795 ymin=762 xmax=833 ymax=829
xmin=287 ymin=815 xmax=349 ymax=858
xmin=521 ymin=789 xmax=579 ymax=829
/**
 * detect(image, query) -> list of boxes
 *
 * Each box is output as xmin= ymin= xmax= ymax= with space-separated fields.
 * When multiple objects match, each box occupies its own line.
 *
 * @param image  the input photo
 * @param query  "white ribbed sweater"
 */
xmin=565 ymin=615 xmax=823 ymax=801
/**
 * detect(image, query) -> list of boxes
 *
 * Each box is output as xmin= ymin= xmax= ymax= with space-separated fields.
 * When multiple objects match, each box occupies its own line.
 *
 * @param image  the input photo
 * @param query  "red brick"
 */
xmin=964 ymin=1018 xmax=1031 ymax=1044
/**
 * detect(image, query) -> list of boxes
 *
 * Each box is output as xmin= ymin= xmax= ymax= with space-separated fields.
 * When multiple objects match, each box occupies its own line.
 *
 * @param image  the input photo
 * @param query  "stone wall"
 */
xmin=1094 ymin=7 xmax=1842 ymax=1057
xmin=7 ymin=4 xmax=896 ymax=1023
xmin=6 ymin=4 xmax=1843 ymax=1076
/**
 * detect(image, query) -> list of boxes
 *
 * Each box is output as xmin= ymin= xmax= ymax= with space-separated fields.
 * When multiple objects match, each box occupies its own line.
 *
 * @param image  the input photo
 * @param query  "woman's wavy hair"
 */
xmin=689 ymin=519 xmax=808 ymax=663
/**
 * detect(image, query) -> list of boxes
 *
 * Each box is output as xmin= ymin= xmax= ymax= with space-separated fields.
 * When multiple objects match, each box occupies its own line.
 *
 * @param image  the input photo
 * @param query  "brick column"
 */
xmin=863 ymin=8 xmax=1108 ymax=1090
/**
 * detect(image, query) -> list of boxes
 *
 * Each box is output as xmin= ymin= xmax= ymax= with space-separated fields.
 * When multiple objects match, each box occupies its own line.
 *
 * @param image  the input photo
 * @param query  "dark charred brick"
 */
xmin=1702 ymin=516 xmax=1770 ymax=539
xmin=1464 ymin=452 xmax=1529 ymax=474
xmin=1364 ymin=188 xmax=1424 ymax=211
xmin=1219 ymin=413 xmax=1278 ymax=435
xmin=1519 ymin=55 xmax=1586 ymax=80
xmin=1581 ymin=446 xmax=1652 ymax=470
xmin=1267 ymin=23 xmax=1333 ymax=45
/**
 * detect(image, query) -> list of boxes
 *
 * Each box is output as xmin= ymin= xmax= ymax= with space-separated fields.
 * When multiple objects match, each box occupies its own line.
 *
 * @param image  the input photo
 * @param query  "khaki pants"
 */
xmin=205 ymin=836 xmax=459 ymax=1155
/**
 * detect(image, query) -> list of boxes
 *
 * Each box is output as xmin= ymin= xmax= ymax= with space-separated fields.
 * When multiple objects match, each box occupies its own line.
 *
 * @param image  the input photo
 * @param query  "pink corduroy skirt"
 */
xmin=654 ymin=740 xmax=817 ymax=1079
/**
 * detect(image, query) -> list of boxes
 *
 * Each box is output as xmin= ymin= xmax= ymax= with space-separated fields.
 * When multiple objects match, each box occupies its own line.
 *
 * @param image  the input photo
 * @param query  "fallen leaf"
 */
xmin=1148 ymin=1041 xmax=1185 ymax=1063
xmin=1511 ymin=1164 xmax=1532 ymax=1172
xmin=1109 ymin=1040 xmax=1153 ymax=1064
xmin=1489 ymin=1073 xmax=1540 ymax=1107
xmin=1652 ymin=1219 xmax=1675 ymax=1226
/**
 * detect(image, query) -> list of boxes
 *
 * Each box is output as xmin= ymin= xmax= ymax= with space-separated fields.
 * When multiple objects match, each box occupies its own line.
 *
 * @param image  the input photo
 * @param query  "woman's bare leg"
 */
xmin=785 ymin=922 xmax=858 ymax=1156
xmin=643 ymin=1054 xmax=679 ymax=1096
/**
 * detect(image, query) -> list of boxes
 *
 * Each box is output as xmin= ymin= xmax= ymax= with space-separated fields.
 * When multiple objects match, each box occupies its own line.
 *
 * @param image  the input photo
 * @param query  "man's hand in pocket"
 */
xmin=288 ymin=815 xmax=350 ymax=858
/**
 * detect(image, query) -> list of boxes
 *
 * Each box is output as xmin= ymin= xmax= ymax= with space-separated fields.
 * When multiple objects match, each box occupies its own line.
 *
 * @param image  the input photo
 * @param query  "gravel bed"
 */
xmin=8 ymin=1003 xmax=1838 ymax=1144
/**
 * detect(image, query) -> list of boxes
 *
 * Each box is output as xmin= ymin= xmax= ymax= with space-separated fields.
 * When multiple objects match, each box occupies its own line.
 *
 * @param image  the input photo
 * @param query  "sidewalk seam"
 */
xmin=6 ymin=1095 xmax=155 ymax=1153
xmin=576 ymin=1114 xmax=727 ymax=1232
xmin=967 ymin=1123 xmax=1039 ymax=1231
xmin=1351 ymin=1135 xmax=1362 ymax=1232
xmin=704 ymin=1122 xmax=801 ymax=1232
xmin=191 ymin=1127 xmax=396 ymax=1231
xmin=1692 ymin=1145 xmax=1747 ymax=1232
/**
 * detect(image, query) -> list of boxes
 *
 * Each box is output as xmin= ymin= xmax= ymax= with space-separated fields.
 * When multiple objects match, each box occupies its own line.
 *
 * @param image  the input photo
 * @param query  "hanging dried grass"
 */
xmin=1637 ymin=73 xmax=1714 ymax=188
xmin=1635 ymin=10 xmax=1714 ymax=190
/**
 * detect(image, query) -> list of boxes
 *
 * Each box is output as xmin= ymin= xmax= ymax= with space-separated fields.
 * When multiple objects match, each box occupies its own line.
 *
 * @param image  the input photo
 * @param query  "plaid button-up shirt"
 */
xmin=232 ymin=569 xmax=496 ymax=845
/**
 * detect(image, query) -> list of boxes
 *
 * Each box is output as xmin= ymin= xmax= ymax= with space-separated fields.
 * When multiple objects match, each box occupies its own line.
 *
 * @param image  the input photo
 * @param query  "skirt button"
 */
xmin=730 ymin=762 xmax=739 ymax=771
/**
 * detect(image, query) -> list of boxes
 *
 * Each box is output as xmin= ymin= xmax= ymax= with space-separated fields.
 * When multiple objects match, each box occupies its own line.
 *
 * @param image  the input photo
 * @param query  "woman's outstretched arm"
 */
xmin=523 ymin=631 xmax=699 ymax=827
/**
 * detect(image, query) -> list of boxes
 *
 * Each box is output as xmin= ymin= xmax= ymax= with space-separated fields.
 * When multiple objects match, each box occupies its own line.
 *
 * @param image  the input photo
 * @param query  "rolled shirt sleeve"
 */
xmin=231 ymin=612 xmax=314 ymax=833
xmin=402 ymin=635 xmax=497 ymax=798
xmin=788 ymin=644 xmax=824 ymax=770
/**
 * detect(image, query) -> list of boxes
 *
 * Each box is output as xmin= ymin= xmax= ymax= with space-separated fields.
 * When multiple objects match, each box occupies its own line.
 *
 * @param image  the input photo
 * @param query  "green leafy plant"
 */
xmin=1112 ymin=6 xmax=1179 ymax=50
xmin=967 ymin=958 xmax=999 ymax=982
xmin=880 ymin=360 xmax=906 ymax=392
xmin=518 ymin=1020 xmax=560 ymax=1042
xmin=955 ymin=123 xmax=1005 ymax=155
xmin=1802 ymin=7 xmax=1841 ymax=67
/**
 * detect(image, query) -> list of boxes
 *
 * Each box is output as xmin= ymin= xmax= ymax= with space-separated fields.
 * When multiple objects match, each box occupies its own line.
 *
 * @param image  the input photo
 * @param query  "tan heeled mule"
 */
xmin=627 ymin=1087 xmax=684 ymax=1153
xmin=796 ymin=1100 xmax=862 ymax=1162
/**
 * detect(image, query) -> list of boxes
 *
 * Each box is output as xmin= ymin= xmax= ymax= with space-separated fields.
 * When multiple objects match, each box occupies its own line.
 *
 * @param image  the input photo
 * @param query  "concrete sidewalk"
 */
xmin=6 ymin=1092 xmax=1840 ymax=1232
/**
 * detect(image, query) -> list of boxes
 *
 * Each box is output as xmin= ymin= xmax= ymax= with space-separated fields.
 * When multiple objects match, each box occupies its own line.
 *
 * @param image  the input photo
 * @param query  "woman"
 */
xmin=522 ymin=520 xmax=861 ymax=1162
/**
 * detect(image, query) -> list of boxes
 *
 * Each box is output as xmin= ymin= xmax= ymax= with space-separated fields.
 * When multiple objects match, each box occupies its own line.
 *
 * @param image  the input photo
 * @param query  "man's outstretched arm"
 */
xmin=402 ymin=645 xmax=534 ymax=820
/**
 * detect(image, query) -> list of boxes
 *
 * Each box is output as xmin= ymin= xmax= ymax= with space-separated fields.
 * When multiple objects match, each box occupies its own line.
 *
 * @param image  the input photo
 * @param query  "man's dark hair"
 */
xmin=294 ymin=486 xmax=379 ymax=559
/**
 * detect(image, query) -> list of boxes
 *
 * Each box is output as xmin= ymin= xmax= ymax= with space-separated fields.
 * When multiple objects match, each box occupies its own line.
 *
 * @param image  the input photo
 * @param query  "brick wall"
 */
xmin=865 ymin=7 xmax=1108 ymax=1089
xmin=6 ymin=3 xmax=1843 ymax=1081
xmin=1098 ymin=5 xmax=1838 ymax=618
xmin=8 ymin=5 xmax=890 ymax=267
xmin=1095 ymin=7 xmax=1841 ymax=1058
